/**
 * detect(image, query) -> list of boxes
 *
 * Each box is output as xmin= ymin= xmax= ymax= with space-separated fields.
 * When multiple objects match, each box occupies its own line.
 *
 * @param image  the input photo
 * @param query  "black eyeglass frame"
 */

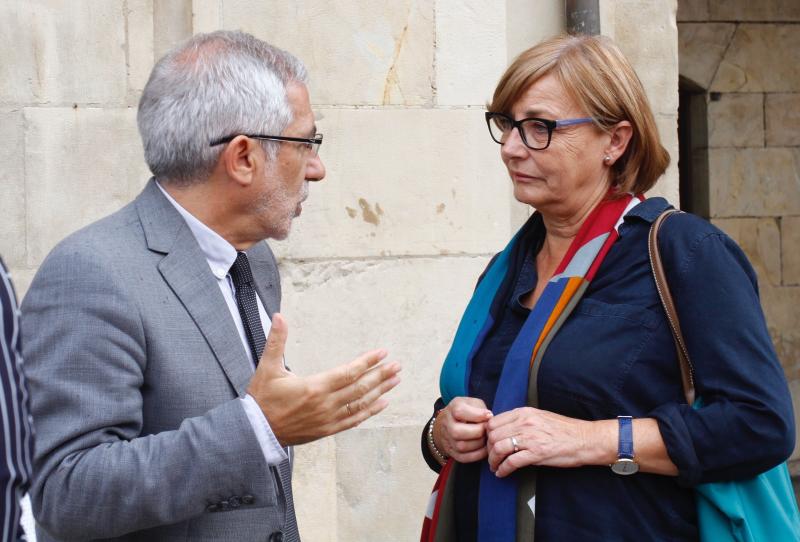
xmin=485 ymin=112 xmax=594 ymax=151
xmin=209 ymin=133 xmax=323 ymax=155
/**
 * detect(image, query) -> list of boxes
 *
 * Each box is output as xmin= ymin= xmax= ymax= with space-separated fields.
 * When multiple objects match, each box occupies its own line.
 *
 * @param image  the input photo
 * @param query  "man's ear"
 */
xmin=220 ymin=136 xmax=259 ymax=187
xmin=605 ymin=121 xmax=633 ymax=163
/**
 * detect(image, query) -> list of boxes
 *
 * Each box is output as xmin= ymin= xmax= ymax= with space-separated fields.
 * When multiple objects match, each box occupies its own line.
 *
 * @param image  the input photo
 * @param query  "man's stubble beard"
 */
xmin=250 ymin=172 xmax=309 ymax=241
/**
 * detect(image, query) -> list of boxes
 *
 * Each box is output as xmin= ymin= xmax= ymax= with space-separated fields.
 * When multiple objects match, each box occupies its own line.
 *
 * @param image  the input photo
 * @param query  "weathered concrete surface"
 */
xmin=708 ymin=93 xmax=764 ymax=148
xmin=678 ymin=22 xmax=735 ymax=90
xmin=269 ymin=108 xmax=512 ymax=260
xmin=782 ymin=216 xmax=800 ymax=286
xmin=24 ymin=107 xmax=149 ymax=267
xmin=0 ymin=109 xmax=26 ymax=268
xmin=709 ymin=148 xmax=800 ymax=218
xmin=0 ymin=1 xmax=127 ymax=105
xmin=435 ymin=0 xmax=506 ymax=106
xmin=766 ymin=93 xmax=800 ymax=147
xmin=712 ymin=218 xmax=782 ymax=287
xmin=219 ymin=0 xmax=436 ymax=106
xmin=709 ymin=0 xmax=800 ymax=22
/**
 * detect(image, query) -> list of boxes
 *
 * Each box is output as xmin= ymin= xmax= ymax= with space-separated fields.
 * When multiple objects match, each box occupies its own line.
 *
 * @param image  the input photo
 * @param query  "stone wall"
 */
xmin=1 ymin=1 xmax=678 ymax=539
xmin=678 ymin=0 xmax=800 ymax=483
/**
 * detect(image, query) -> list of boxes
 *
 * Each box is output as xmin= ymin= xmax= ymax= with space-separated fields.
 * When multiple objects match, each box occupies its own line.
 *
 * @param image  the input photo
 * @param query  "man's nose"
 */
xmin=307 ymin=153 xmax=326 ymax=182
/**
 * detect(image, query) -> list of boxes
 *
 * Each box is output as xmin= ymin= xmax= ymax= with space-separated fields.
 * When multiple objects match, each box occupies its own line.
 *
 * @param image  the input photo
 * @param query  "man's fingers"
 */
xmin=259 ymin=313 xmax=289 ymax=370
xmin=341 ymin=368 xmax=401 ymax=414
xmin=324 ymin=349 xmax=388 ymax=391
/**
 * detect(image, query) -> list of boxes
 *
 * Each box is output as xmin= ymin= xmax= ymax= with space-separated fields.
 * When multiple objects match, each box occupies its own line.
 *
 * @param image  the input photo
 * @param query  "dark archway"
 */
xmin=677 ymin=76 xmax=709 ymax=218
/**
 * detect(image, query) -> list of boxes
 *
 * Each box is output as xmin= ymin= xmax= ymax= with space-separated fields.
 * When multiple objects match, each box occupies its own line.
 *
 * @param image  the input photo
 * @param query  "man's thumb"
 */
xmin=261 ymin=313 xmax=288 ymax=367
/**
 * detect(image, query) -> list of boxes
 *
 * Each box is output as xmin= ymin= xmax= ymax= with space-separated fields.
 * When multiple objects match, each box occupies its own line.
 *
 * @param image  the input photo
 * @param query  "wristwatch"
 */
xmin=611 ymin=415 xmax=639 ymax=475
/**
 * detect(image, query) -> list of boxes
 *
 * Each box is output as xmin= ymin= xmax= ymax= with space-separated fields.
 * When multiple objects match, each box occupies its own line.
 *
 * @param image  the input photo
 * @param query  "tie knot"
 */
xmin=229 ymin=252 xmax=254 ymax=288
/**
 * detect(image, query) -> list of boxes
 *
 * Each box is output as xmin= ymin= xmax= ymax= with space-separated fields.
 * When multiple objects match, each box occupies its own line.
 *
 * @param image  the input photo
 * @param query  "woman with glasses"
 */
xmin=420 ymin=34 xmax=794 ymax=541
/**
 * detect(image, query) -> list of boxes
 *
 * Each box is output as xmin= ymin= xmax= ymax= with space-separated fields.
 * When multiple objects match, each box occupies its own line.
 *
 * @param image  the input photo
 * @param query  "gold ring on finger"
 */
xmin=346 ymin=402 xmax=353 ymax=416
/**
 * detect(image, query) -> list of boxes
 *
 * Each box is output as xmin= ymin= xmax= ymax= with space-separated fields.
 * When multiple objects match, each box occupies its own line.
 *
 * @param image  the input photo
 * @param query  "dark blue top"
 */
xmin=422 ymin=198 xmax=795 ymax=541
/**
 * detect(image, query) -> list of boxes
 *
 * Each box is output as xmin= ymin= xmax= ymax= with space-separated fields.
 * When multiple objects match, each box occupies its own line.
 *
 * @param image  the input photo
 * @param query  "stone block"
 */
xmin=790 ymin=379 xmax=800 ymax=463
xmin=708 ymin=93 xmax=764 ymax=148
xmin=766 ymin=94 xmax=800 ymax=147
xmin=6 ymin=267 xmax=36 ymax=303
xmin=191 ymin=0 xmax=222 ymax=34
xmin=677 ymin=0 xmax=709 ymax=22
xmin=153 ymin=0 xmax=192 ymax=59
xmin=678 ymin=23 xmax=735 ymax=90
xmin=709 ymin=0 xmax=800 ymax=22
xmin=646 ymin=113 xmax=680 ymax=204
xmin=678 ymin=24 xmax=730 ymax=92
xmin=761 ymin=286 xmax=800 ymax=380
xmin=24 ymin=107 xmax=151 ymax=267
xmin=220 ymin=0 xmax=435 ymax=106
xmin=435 ymin=0 xmax=507 ymax=106
xmin=126 ymin=0 xmax=155 ymax=103
xmin=782 ymin=216 xmax=800 ymax=286
xmin=0 ymin=1 xmax=127 ymax=104
xmin=506 ymin=0 xmax=565 ymax=62
xmin=335 ymin=426 xmax=438 ymax=541
xmin=269 ymin=108 xmax=514 ymax=260
xmin=712 ymin=218 xmax=782 ymax=287
xmin=612 ymin=0 xmax=679 ymax=116
xmin=278 ymin=256 xmax=491 ymax=427
xmin=712 ymin=25 xmax=800 ymax=93
xmin=293 ymin=438 xmax=337 ymax=542
xmin=709 ymin=148 xmax=800 ymax=218
xmin=0 ymin=109 xmax=26 ymax=268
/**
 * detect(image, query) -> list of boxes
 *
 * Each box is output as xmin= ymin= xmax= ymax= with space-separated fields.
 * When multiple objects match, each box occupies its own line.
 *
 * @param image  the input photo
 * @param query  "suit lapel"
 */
xmin=136 ymin=180 xmax=254 ymax=396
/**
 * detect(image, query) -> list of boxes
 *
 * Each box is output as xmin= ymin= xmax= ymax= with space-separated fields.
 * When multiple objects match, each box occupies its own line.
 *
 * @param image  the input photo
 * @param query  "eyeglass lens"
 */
xmin=488 ymin=116 xmax=550 ymax=150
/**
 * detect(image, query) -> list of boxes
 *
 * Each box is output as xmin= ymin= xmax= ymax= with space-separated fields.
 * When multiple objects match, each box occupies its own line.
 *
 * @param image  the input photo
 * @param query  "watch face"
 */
xmin=611 ymin=458 xmax=639 ymax=476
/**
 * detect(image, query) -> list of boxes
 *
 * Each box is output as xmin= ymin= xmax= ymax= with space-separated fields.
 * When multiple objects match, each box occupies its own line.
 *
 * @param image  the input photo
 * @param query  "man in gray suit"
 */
xmin=22 ymin=31 xmax=401 ymax=541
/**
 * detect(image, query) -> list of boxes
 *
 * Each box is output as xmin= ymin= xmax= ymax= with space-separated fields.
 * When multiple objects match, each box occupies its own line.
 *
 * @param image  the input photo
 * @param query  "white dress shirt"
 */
xmin=157 ymin=182 xmax=288 ymax=465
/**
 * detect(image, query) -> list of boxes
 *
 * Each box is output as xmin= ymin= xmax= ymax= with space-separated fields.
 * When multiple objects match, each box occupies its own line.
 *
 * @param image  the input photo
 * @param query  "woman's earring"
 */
xmin=603 ymin=155 xmax=612 ymax=164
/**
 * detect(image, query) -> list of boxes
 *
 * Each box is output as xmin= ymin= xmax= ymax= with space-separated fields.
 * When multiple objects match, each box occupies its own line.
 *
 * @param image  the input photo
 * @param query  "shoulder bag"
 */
xmin=649 ymin=209 xmax=800 ymax=542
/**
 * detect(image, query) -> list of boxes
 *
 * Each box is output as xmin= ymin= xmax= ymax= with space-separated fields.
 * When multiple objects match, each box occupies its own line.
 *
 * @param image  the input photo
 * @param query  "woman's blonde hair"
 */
xmin=489 ymin=34 xmax=669 ymax=195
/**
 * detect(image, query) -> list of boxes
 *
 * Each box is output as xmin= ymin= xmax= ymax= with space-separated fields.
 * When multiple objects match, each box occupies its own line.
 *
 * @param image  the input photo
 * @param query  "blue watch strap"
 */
xmin=617 ymin=416 xmax=634 ymax=460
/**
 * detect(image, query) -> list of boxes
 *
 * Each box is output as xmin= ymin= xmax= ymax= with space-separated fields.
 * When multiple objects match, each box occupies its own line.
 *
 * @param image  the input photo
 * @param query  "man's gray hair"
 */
xmin=137 ymin=30 xmax=308 ymax=185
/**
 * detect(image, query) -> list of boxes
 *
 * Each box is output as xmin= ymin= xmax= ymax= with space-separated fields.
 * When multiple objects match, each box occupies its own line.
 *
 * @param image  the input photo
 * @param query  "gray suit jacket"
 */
xmin=22 ymin=180 xmax=293 ymax=541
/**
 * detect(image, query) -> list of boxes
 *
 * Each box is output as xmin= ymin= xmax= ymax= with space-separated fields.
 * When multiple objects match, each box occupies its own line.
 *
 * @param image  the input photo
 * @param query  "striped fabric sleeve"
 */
xmin=0 ymin=258 xmax=33 ymax=541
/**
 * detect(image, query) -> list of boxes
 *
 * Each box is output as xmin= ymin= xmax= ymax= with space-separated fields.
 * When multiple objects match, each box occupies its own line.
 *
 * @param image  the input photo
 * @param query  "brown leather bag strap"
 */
xmin=648 ymin=209 xmax=696 ymax=406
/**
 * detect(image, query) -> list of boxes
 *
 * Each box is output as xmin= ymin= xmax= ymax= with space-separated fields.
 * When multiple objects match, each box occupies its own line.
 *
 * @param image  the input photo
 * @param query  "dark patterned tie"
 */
xmin=229 ymin=252 xmax=300 ymax=542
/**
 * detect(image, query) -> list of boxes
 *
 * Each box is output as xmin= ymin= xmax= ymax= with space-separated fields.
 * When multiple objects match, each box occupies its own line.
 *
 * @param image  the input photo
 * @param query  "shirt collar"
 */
xmin=156 ymin=181 xmax=238 ymax=279
xmin=624 ymin=196 xmax=673 ymax=224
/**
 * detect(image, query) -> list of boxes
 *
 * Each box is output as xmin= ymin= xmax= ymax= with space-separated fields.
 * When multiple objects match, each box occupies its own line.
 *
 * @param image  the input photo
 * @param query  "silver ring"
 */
xmin=510 ymin=436 xmax=519 ymax=453
xmin=346 ymin=403 xmax=353 ymax=416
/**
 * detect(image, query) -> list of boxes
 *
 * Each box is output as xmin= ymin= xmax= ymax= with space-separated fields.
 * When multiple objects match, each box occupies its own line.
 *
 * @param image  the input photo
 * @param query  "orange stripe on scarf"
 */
xmin=529 ymin=276 xmax=585 ymax=366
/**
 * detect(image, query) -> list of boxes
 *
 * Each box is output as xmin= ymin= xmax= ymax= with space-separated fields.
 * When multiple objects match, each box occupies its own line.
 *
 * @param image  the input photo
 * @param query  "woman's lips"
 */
xmin=510 ymin=171 xmax=540 ymax=183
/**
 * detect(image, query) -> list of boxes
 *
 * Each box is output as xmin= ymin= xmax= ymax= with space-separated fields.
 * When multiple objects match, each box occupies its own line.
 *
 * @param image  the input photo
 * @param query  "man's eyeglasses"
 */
xmin=210 ymin=133 xmax=323 ymax=155
xmin=485 ymin=112 xmax=594 ymax=150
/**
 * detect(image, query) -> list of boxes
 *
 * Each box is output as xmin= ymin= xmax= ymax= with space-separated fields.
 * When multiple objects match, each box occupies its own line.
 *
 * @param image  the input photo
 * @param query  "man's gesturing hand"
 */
xmin=246 ymin=314 xmax=402 ymax=446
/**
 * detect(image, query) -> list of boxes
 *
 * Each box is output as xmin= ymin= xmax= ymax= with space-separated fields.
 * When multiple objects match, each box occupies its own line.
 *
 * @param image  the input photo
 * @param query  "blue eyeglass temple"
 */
xmin=554 ymin=117 xmax=594 ymax=128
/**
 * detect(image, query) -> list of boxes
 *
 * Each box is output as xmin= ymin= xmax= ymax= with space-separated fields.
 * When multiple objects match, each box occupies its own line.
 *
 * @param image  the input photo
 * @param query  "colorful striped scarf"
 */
xmin=422 ymin=194 xmax=641 ymax=542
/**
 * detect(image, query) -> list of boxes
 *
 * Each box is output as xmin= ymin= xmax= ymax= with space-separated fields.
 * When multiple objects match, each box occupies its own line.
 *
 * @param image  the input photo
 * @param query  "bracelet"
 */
xmin=427 ymin=410 xmax=449 ymax=466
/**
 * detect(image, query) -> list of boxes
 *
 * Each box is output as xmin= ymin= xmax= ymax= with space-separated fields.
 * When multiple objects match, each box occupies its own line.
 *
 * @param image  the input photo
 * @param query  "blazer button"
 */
xmin=228 ymin=496 xmax=241 ymax=508
xmin=218 ymin=500 xmax=230 ymax=511
xmin=242 ymin=494 xmax=255 ymax=505
xmin=206 ymin=503 xmax=219 ymax=513
xmin=268 ymin=531 xmax=283 ymax=542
